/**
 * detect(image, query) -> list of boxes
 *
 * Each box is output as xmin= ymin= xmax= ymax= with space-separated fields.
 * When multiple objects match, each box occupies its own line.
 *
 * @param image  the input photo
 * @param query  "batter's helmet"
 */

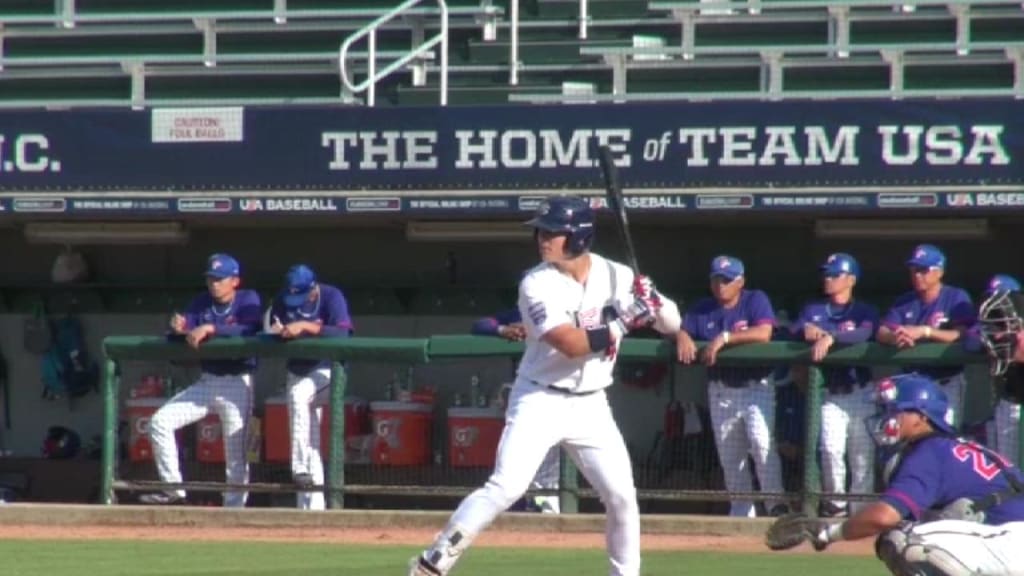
xmin=869 ymin=373 xmax=955 ymax=446
xmin=525 ymin=195 xmax=595 ymax=255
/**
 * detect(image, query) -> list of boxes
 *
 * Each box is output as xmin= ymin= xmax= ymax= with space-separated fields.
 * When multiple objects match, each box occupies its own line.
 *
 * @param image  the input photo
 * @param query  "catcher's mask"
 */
xmin=978 ymin=289 xmax=1024 ymax=376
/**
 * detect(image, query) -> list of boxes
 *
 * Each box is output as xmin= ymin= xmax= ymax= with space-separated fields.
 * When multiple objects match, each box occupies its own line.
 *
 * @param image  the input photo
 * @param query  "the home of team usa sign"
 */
xmin=0 ymin=100 xmax=1015 ymax=191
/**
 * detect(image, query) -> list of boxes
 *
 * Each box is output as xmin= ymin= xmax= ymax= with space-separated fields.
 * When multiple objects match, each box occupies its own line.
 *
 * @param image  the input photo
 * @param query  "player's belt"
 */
xmin=529 ymin=380 xmax=600 ymax=396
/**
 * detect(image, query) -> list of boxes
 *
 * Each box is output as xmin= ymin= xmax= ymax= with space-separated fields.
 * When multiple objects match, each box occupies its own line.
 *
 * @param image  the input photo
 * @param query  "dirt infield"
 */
xmin=0 ymin=524 xmax=875 ymax=556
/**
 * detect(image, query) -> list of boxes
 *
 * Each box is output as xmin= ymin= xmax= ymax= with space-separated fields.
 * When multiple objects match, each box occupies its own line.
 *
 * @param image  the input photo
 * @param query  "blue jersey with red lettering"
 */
xmin=883 ymin=286 xmax=974 ymax=379
xmin=883 ymin=435 xmax=1024 ymax=525
xmin=181 ymin=289 xmax=262 ymax=374
xmin=683 ymin=289 xmax=776 ymax=384
xmin=791 ymin=299 xmax=879 ymax=391
xmin=471 ymin=308 xmax=522 ymax=336
xmin=269 ymin=283 xmax=353 ymax=375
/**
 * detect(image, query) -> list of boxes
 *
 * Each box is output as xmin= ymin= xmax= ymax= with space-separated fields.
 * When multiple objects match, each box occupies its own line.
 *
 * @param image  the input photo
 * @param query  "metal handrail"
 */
xmin=339 ymin=0 xmax=448 ymax=106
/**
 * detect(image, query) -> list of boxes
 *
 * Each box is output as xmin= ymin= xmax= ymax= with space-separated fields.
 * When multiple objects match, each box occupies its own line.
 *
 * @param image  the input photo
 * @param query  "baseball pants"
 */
xmin=445 ymin=381 xmax=640 ymax=576
xmin=148 ymin=372 xmax=252 ymax=508
xmin=288 ymin=367 xmax=331 ymax=511
xmin=993 ymin=399 xmax=1022 ymax=466
xmin=707 ymin=379 xmax=784 ymax=517
xmin=820 ymin=388 xmax=875 ymax=513
xmin=891 ymin=519 xmax=1024 ymax=575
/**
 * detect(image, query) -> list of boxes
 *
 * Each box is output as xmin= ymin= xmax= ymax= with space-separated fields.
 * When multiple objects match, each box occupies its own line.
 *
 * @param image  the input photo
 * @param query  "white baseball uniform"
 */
xmin=416 ymin=253 xmax=680 ymax=576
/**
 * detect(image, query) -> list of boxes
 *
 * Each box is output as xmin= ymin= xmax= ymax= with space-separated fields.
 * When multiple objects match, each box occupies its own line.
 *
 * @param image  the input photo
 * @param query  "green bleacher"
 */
xmin=0 ymin=0 xmax=1018 ymax=106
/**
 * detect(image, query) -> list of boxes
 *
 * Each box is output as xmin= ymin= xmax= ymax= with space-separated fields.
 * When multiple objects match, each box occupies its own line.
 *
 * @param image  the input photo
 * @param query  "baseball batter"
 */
xmin=676 ymin=255 xmax=786 ymax=518
xmin=410 ymin=195 xmax=681 ymax=576
xmin=877 ymin=244 xmax=974 ymax=427
xmin=265 ymin=264 xmax=353 ymax=510
xmin=472 ymin=307 xmax=561 ymax=514
xmin=140 ymin=253 xmax=262 ymax=507
xmin=792 ymin=253 xmax=879 ymax=516
xmin=804 ymin=373 xmax=1024 ymax=576
xmin=975 ymin=279 xmax=1024 ymax=466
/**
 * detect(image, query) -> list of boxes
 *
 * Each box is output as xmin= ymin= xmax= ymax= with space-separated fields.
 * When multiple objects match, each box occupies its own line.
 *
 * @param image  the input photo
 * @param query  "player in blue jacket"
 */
xmin=140 ymin=253 xmax=262 ymax=507
xmin=265 ymin=264 xmax=353 ymax=510
xmin=806 ymin=373 xmax=1024 ymax=575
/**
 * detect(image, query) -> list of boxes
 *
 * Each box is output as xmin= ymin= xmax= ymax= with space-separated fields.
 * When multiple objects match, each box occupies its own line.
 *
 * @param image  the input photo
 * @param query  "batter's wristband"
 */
xmin=586 ymin=326 xmax=613 ymax=352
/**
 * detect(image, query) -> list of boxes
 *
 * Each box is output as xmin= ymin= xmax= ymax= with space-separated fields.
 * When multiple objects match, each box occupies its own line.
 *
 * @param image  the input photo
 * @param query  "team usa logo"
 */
xmin=840 ymin=320 xmax=857 ymax=332
xmin=716 ymin=257 xmax=731 ymax=270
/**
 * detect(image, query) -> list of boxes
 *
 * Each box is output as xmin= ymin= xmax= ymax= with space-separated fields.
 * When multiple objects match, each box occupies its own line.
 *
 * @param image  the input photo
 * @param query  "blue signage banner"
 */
xmin=1 ymin=191 xmax=1020 ymax=216
xmin=0 ymin=100 xmax=1018 ymax=195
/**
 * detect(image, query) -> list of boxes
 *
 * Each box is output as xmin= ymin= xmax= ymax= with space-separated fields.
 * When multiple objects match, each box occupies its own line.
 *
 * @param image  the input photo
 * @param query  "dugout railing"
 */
xmin=100 ymin=335 xmax=1001 ymax=514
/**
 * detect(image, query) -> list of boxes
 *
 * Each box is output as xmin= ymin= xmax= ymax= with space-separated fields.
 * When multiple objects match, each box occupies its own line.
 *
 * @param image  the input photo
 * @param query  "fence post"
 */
xmin=101 ymin=358 xmax=119 ymax=505
xmin=558 ymin=449 xmax=579 ymax=513
xmin=801 ymin=365 xmax=823 ymax=515
xmin=327 ymin=361 xmax=347 ymax=509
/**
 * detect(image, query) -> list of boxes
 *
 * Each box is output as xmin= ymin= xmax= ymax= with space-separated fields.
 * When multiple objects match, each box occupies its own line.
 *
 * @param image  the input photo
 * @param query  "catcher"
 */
xmin=765 ymin=372 xmax=1024 ymax=576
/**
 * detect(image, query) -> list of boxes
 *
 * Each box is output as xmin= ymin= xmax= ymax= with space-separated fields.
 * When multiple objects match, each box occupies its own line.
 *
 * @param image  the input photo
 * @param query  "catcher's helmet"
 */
xmin=525 ymin=195 xmax=594 ymax=255
xmin=978 ymin=289 xmax=1024 ymax=376
xmin=868 ymin=373 xmax=955 ymax=446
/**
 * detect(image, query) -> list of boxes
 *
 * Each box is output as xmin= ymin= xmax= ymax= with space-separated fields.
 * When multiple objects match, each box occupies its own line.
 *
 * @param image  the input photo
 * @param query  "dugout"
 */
xmin=0 ymin=210 xmax=1017 ymax=508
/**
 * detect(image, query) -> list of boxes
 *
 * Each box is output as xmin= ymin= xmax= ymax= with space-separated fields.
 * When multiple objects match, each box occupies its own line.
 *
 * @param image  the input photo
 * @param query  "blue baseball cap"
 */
xmin=986 ymin=274 xmax=1021 ymax=295
xmin=710 ymin=255 xmax=744 ymax=281
xmin=820 ymin=252 xmax=860 ymax=278
xmin=282 ymin=264 xmax=317 ymax=307
xmin=906 ymin=244 xmax=946 ymax=269
xmin=204 ymin=253 xmax=240 ymax=279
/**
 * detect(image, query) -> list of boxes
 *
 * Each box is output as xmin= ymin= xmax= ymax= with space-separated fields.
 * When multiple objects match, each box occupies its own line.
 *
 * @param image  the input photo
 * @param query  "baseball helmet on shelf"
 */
xmin=525 ymin=195 xmax=595 ymax=255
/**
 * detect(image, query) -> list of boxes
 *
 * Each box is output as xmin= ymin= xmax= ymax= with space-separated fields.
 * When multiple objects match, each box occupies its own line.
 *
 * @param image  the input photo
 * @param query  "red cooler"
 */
xmin=371 ymin=401 xmax=432 ymax=466
xmin=197 ymin=414 xmax=224 ymax=463
xmin=125 ymin=397 xmax=166 ymax=462
xmin=264 ymin=396 xmax=371 ymax=463
xmin=448 ymin=407 xmax=505 ymax=467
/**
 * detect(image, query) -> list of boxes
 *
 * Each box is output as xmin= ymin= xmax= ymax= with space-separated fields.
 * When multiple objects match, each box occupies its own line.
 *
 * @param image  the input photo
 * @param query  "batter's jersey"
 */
xmin=882 ymin=285 xmax=975 ymax=379
xmin=181 ymin=289 xmax=262 ymax=375
xmin=883 ymin=435 xmax=1024 ymax=525
xmin=791 ymin=299 xmax=879 ymax=391
xmin=683 ymin=289 xmax=777 ymax=384
xmin=268 ymin=283 xmax=353 ymax=375
xmin=517 ymin=253 xmax=634 ymax=394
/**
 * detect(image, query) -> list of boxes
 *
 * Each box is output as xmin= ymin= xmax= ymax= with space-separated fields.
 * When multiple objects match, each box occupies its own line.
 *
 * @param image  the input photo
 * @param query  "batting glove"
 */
xmin=619 ymin=298 xmax=656 ymax=330
xmin=632 ymin=275 xmax=662 ymax=311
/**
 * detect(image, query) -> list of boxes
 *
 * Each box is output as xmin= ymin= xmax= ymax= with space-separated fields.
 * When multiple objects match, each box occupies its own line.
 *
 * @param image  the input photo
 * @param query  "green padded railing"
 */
xmin=102 ymin=334 xmax=998 ymax=513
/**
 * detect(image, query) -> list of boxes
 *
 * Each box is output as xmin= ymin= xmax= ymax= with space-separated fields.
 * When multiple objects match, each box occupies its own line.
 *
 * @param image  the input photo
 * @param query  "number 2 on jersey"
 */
xmin=952 ymin=442 xmax=1007 ymax=481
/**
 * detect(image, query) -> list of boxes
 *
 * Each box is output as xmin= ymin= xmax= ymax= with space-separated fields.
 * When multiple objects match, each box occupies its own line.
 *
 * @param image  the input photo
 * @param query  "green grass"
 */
xmin=0 ymin=540 xmax=888 ymax=576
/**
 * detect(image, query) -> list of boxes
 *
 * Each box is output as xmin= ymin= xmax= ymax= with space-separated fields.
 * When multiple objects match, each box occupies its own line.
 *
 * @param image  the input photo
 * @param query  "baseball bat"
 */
xmin=597 ymin=145 xmax=640 ymax=276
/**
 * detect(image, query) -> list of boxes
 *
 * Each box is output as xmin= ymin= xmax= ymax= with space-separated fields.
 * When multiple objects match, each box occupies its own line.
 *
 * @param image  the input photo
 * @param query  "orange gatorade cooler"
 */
xmin=371 ymin=401 xmax=432 ymax=466
xmin=447 ymin=407 xmax=505 ymax=468
xmin=264 ymin=396 xmax=372 ymax=463
xmin=125 ymin=397 xmax=166 ymax=462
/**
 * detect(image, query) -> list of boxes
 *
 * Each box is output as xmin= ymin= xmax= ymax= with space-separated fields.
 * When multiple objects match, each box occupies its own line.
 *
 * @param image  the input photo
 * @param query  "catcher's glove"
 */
xmin=764 ymin=512 xmax=831 ymax=552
